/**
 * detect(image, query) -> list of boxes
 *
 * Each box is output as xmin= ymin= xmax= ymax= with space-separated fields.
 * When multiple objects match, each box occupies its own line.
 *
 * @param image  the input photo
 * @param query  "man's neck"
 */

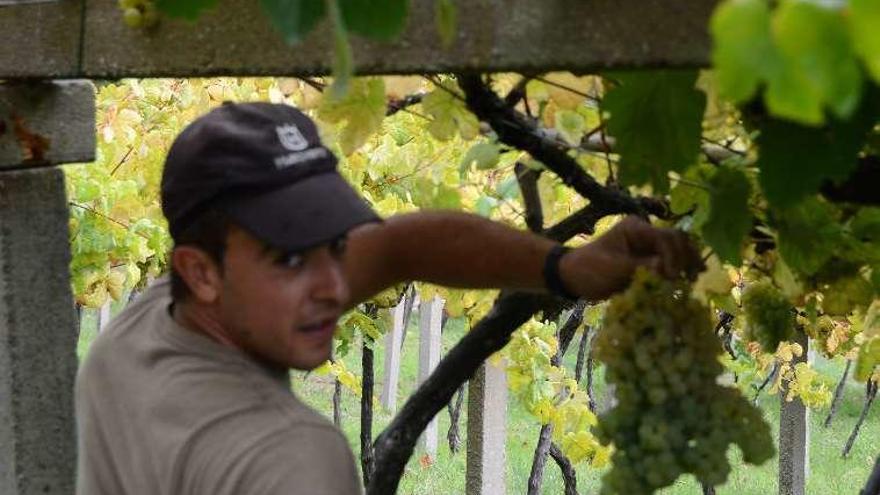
xmin=171 ymin=300 xmax=240 ymax=350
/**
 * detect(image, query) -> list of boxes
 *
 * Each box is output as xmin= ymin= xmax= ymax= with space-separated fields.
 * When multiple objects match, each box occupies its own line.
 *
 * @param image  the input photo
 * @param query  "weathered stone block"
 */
xmin=0 ymin=81 xmax=96 ymax=168
xmin=0 ymin=167 xmax=78 ymax=495
xmin=0 ymin=0 xmax=83 ymax=78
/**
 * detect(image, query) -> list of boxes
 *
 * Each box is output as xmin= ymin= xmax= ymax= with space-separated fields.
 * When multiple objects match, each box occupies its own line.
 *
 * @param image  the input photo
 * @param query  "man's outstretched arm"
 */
xmin=342 ymin=211 xmax=703 ymax=309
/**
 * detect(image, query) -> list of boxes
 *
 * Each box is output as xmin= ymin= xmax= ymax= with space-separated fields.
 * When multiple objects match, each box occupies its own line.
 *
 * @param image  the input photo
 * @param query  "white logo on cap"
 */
xmin=276 ymin=123 xmax=309 ymax=151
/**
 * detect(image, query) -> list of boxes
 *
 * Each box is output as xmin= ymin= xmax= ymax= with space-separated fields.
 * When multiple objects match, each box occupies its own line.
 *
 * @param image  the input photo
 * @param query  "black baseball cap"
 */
xmin=161 ymin=102 xmax=380 ymax=253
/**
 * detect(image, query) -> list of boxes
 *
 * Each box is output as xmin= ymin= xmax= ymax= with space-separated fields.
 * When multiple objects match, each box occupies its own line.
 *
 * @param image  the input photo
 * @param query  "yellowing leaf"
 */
xmin=318 ymin=78 xmax=387 ymax=155
xmin=544 ymin=73 xmax=592 ymax=110
xmin=421 ymin=83 xmax=480 ymax=141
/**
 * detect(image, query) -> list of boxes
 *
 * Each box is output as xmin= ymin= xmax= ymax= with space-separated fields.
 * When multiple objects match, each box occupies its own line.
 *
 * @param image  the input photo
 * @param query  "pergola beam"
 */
xmin=1 ymin=0 xmax=718 ymax=80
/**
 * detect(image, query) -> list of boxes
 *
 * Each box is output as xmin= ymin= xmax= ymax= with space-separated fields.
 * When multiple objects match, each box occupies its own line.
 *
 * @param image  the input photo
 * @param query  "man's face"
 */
xmin=215 ymin=225 xmax=349 ymax=371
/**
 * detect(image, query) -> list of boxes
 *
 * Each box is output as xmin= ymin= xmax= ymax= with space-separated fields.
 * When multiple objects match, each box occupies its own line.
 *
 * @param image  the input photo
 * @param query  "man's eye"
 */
xmin=277 ymin=252 xmax=305 ymax=269
xmin=330 ymin=236 xmax=347 ymax=257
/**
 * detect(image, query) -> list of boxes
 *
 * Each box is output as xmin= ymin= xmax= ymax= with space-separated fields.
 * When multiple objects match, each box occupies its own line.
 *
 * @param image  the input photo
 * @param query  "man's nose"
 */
xmin=308 ymin=249 xmax=349 ymax=304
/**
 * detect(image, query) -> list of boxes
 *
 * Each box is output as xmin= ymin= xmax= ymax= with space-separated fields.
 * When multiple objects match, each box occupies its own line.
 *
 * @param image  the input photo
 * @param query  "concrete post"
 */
xmin=417 ymin=296 xmax=443 ymax=457
xmin=380 ymin=303 xmax=405 ymax=412
xmin=466 ymin=360 xmax=508 ymax=495
xmin=97 ymin=303 xmax=111 ymax=334
xmin=779 ymin=332 xmax=810 ymax=495
xmin=597 ymin=384 xmax=618 ymax=415
xmin=0 ymin=168 xmax=79 ymax=495
xmin=0 ymin=79 xmax=93 ymax=495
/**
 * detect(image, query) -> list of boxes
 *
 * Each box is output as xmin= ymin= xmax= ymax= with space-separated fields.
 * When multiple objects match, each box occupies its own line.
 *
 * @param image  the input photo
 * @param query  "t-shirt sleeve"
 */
xmin=182 ymin=420 xmax=363 ymax=495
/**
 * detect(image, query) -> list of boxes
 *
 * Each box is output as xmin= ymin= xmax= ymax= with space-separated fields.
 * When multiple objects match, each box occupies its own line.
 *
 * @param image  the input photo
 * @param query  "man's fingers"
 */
xmin=619 ymin=216 xmax=666 ymax=257
xmin=658 ymin=234 xmax=679 ymax=279
xmin=608 ymin=215 xmax=705 ymax=282
xmin=668 ymin=230 xmax=703 ymax=280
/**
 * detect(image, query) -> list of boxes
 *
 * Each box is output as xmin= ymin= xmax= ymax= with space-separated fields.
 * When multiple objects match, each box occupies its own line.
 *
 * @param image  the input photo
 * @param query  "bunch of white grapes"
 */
xmin=594 ymin=270 xmax=774 ymax=494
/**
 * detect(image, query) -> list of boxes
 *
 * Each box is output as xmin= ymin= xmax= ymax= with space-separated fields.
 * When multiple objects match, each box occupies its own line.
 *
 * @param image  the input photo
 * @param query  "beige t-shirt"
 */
xmin=75 ymin=277 xmax=362 ymax=495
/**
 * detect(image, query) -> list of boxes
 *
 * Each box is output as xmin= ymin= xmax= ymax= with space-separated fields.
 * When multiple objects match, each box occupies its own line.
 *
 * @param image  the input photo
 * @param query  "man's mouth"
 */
xmin=298 ymin=317 xmax=338 ymax=336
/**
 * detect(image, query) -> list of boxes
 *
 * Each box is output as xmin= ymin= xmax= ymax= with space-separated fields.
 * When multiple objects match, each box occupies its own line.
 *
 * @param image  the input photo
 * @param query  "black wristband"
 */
xmin=543 ymin=244 xmax=577 ymax=300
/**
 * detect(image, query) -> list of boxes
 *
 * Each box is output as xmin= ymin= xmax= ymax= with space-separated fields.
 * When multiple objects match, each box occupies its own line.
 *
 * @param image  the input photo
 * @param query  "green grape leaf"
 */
xmin=855 ymin=301 xmax=880 ymax=381
xmin=318 ymin=78 xmax=386 ymax=155
xmin=851 ymin=0 xmax=880 ymax=83
xmin=710 ymin=0 xmax=778 ymax=103
xmin=669 ymin=163 xmax=714 ymax=230
xmin=773 ymin=1 xmax=863 ymax=121
xmin=495 ymin=175 xmax=520 ymax=201
xmin=421 ymin=85 xmax=480 ymax=141
xmin=434 ymin=184 xmax=462 ymax=209
xmin=851 ymin=207 xmax=880 ymax=243
xmin=822 ymin=274 xmax=874 ymax=316
xmin=435 ymin=0 xmax=457 ymax=48
xmin=772 ymin=197 xmax=843 ymax=277
xmin=773 ymin=259 xmax=804 ymax=302
xmin=701 ymin=165 xmax=751 ymax=265
xmin=763 ymin=57 xmax=824 ymax=126
xmin=602 ymin=70 xmax=706 ymax=193
xmin=339 ymin=0 xmax=409 ymax=41
xmin=156 ymin=0 xmax=219 ymax=20
xmin=856 ymin=337 xmax=880 ymax=382
xmin=475 ymin=195 xmax=498 ymax=217
xmin=555 ymin=109 xmax=586 ymax=146
xmin=755 ymin=104 xmax=875 ymax=208
xmin=460 ymin=142 xmax=501 ymax=173
xmin=327 ymin=0 xmax=354 ymax=97
xmin=260 ymin=0 xmax=327 ymax=45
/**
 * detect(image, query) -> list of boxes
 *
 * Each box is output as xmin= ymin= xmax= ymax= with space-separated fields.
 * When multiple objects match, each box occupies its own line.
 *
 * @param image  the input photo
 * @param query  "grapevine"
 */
xmin=595 ymin=270 xmax=774 ymax=494
xmin=506 ymin=319 xmax=610 ymax=466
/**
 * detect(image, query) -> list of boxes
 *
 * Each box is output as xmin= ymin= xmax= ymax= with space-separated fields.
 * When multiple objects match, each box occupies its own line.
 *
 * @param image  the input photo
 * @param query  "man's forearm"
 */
xmin=344 ymin=210 xmax=703 ymax=308
xmin=388 ymin=211 xmax=555 ymax=290
xmin=345 ymin=211 xmax=557 ymax=305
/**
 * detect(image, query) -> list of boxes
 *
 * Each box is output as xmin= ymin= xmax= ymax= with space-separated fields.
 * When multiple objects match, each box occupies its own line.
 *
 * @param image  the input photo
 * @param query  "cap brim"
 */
xmin=223 ymin=171 xmax=381 ymax=253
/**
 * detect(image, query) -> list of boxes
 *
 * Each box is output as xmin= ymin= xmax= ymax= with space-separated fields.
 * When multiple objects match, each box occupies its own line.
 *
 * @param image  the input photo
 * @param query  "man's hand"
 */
xmin=560 ymin=216 xmax=704 ymax=301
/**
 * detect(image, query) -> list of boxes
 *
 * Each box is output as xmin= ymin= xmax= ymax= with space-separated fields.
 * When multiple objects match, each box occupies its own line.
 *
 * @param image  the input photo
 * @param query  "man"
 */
xmin=75 ymin=102 xmax=701 ymax=494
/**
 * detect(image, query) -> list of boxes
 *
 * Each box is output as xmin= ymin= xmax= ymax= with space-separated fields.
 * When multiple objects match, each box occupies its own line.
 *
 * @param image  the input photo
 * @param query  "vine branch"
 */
xmin=455 ymin=73 xmax=667 ymax=220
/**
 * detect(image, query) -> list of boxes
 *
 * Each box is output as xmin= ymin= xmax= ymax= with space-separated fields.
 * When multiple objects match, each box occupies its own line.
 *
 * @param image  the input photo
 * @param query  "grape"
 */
xmin=594 ymin=270 xmax=774 ymax=495
xmin=742 ymin=280 xmax=795 ymax=352
xmin=123 ymin=7 xmax=144 ymax=28
xmin=119 ymin=0 xmax=160 ymax=29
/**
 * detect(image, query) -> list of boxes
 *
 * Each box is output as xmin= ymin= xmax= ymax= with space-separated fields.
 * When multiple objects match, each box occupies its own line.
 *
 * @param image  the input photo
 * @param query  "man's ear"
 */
xmin=172 ymin=246 xmax=223 ymax=303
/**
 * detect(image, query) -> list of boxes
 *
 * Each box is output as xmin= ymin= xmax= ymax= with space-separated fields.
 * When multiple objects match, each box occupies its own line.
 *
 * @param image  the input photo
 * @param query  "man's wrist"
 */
xmin=543 ymin=244 xmax=578 ymax=300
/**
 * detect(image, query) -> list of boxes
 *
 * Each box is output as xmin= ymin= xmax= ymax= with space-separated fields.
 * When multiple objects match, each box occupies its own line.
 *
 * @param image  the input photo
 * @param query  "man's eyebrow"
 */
xmin=260 ymin=243 xmax=286 ymax=260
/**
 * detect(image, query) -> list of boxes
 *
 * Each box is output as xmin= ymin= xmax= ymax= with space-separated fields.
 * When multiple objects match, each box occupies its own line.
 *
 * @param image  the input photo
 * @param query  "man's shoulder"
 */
xmin=76 ymin=278 xmax=169 ymax=384
xmin=178 ymin=402 xmax=360 ymax=494
xmin=188 ymin=393 xmax=337 ymax=446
